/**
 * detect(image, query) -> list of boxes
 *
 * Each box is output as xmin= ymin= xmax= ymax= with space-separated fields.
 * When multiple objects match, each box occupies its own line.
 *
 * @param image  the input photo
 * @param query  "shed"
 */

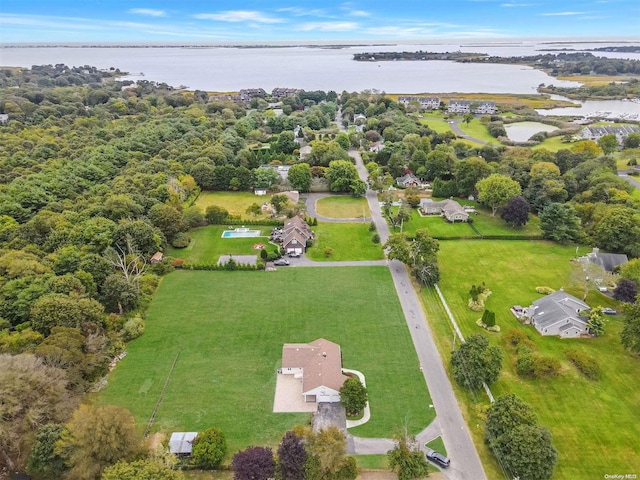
xmin=169 ymin=432 xmax=198 ymax=456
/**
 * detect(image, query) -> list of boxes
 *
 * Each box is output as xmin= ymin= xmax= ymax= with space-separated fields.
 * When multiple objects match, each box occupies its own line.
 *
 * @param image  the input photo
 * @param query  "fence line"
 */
xmin=433 ymin=284 xmax=495 ymax=403
xmin=144 ymin=351 xmax=181 ymax=438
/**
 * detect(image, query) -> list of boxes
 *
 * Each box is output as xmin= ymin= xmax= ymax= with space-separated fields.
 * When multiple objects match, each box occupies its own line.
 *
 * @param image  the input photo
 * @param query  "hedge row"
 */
xmin=215 ymin=218 xmax=284 ymax=226
xmin=178 ymin=262 xmax=265 ymax=271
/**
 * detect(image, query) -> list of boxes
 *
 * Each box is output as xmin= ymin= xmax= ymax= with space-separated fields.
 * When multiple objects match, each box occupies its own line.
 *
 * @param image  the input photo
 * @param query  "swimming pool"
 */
xmin=221 ymin=229 xmax=262 ymax=238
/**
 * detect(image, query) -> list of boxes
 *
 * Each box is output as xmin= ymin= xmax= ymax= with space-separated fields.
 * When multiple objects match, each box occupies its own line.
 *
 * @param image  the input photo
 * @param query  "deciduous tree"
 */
xmin=500 ymin=195 xmax=529 ymax=228
xmin=287 ymin=163 xmax=312 ymax=192
xmin=613 ymin=278 xmax=638 ymax=303
xmin=102 ymin=459 xmax=184 ymax=480
xmin=492 ymin=424 xmax=557 ymax=480
xmin=539 ymin=203 xmax=583 ymax=244
xmin=451 ymin=334 xmax=502 ymax=390
xmin=277 ymin=431 xmax=307 ymax=480
xmin=27 ymin=423 xmax=67 ymax=479
xmin=58 ymin=404 xmax=141 ymax=480
xmin=485 ymin=394 xmax=537 ymax=443
xmin=621 ymin=302 xmax=640 ymax=354
xmin=0 ymin=354 xmax=73 ymax=472
xmin=387 ymin=433 xmax=430 ymax=480
xmin=191 ymin=427 xmax=227 ymax=470
xmin=476 ymin=174 xmax=522 ymax=216
xmin=231 ymin=446 xmax=275 ymax=480
xmin=339 ymin=377 xmax=368 ymax=416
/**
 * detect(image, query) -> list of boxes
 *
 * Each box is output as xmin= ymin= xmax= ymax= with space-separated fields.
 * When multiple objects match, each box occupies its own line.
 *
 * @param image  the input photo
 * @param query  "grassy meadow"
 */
xmin=100 ymin=268 xmax=434 ymax=455
xmin=195 ymin=191 xmax=272 ymax=219
xmin=418 ymin=240 xmax=640 ymax=479
xmin=306 ymin=222 xmax=384 ymax=261
xmin=315 ymin=195 xmax=371 ymax=219
xmin=456 ymin=119 xmax=501 ymax=145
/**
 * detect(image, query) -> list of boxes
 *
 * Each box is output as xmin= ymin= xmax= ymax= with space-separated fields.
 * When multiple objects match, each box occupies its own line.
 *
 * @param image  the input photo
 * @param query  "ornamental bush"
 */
xmin=565 ymin=348 xmax=600 ymax=380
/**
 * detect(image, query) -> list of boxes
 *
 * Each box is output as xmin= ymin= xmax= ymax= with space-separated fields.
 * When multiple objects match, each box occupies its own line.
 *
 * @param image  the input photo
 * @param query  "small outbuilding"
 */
xmin=169 ymin=431 xmax=198 ymax=456
xmin=149 ymin=252 xmax=164 ymax=264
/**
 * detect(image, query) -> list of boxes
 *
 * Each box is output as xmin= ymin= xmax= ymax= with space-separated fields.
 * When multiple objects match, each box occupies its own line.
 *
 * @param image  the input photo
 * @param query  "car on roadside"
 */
xmin=273 ymin=258 xmax=290 ymax=266
xmin=602 ymin=307 xmax=617 ymax=315
xmin=425 ymin=448 xmax=450 ymax=468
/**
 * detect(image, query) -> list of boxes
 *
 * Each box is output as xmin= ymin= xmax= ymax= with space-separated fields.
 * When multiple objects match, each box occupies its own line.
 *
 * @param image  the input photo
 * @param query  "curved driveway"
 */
xmin=304 ymin=192 xmax=372 ymax=223
xmin=449 ymin=119 xmax=488 ymax=145
xmin=350 ymin=148 xmax=487 ymax=480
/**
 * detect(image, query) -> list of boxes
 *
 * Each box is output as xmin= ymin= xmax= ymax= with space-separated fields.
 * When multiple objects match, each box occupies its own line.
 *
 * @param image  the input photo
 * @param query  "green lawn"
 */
xmin=456 ymin=119 xmax=501 ymax=145
xmin=419 ymin=118 xmax=453 ymax=134
xmin=166 ymin=225 xmax=277 ymax=263
xmin=387 ymin=203 xmax=541 ymax=238
xmin=418 ymin=241 xmax=640 ymax=479
xmin=100 ymin=268 xmax=434 ymax=455
xmin=315 ymin=195 xmax=371 ymax=219
xmin=425 ymin=436 xmax=447 ymax=456
xmin=532 ymin=135 xmax=574 ymax=152
xmin=195 ymin=191 xmax=273 ymax=219
xmin=306 ymin=222 xmax=384 ymax=261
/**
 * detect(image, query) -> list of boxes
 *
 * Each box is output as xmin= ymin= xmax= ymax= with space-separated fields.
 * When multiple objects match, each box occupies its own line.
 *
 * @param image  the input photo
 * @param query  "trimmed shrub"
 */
xmin=120 ymin=315 xmax=144 ymax=342
xmin=515 ymin=343 xmax=534 ymax=356
xmin=536 ymin=286 xmax=555 ymax=294
xmin=324 ymin=247 xmax=334 ymax=258
xmin=171 ymin=232 xmax=191 ymax=248
xmin=516 ymin=353 xmax=535 ymax=377
xmin=505 ymin=328 xmax=529 ymax=346
xmin=372 ymin=233 xmax=380 ymax=244
xmin=171 ymin=258 xmax=185 ymax=268
xmin=369 ymin=221 xmax=377 ymax=232
xmin=565 ymin=348 xmax=600 ymax=380
xmin=518 ymin=353 xmax=561 ymax=378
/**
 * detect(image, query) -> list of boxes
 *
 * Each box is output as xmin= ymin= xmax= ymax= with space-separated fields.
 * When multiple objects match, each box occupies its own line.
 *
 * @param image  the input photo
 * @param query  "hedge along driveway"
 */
xmin=100 ymin=268 xmax=434 ymax=453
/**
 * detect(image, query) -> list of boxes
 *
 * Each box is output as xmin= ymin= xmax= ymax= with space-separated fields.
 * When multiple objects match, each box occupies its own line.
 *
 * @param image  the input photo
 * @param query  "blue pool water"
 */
xmin=221 ymin=229 xmax=261 ymax=238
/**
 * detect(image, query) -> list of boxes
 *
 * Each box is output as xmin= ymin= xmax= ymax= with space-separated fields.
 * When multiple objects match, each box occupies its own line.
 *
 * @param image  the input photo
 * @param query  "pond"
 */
xmin=504 ymin=122 xmax=559 ymax=142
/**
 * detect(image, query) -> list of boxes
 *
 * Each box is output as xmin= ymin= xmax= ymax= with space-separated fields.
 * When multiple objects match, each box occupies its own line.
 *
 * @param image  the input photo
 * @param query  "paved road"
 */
xmin=618 ymin=170 xmax=640 ymax=189
xmin=449 ymin=119 xmax=488 ymax=145
xmin=349 ymin=148 xmax=487 ymax=480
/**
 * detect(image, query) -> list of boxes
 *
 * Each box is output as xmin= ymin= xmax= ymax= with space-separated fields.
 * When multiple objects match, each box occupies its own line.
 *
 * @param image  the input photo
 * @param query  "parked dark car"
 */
xmin=425 ymin=448 xmax=450 ymax=468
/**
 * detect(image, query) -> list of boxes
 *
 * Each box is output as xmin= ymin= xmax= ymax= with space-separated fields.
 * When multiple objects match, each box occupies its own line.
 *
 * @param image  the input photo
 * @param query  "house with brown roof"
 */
xmin=282 ymin=216 xmax=313 ymax=254
xmin=281 ymin=338 xmax=349 ymax=403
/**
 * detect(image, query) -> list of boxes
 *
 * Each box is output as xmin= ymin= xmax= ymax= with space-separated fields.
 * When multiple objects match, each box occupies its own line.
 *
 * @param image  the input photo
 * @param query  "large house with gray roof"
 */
xmin=583 ymin=247 xmax=628 ymax=273
xmin=448 ymin=100 xmax=496 ymax=114
xmin=419 ymin=198 xmax=469 ymax=222
xmin=398 ymin=96 xmax=441 ymax=111
xmin=580 ymin=125 xmax=640 ymax=145
xmin=527 ymin=291 xmax=590 ymax=338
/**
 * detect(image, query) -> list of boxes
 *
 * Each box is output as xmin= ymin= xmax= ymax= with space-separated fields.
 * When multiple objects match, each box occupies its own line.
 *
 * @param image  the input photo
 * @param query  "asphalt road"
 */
xmin=449 ymin=119 xmax=488 ymax=145
xmin=350 ymin=149 xmax=487 ymax=480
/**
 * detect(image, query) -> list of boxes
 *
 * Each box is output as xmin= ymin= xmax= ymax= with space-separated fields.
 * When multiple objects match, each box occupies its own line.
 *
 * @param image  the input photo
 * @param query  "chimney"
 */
xmin=322 ymin=352 xmax=327 ymax=358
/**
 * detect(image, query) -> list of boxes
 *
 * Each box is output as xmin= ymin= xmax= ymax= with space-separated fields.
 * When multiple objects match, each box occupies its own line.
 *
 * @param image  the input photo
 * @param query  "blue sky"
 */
xmin=1 ymin=0 xmax=639 ymax=43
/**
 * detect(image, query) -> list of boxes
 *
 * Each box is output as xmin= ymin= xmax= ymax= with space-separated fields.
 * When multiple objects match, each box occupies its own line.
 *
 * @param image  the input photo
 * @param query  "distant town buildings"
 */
xmin=209 ymin=87 xmax=300 ymax=104
xmin=397 ymin=96 xmax=441 ymax=110
xmin=580 ymin=125 xmax=640 ymax=145
xmin=271 ymin=87 xmax=301 ymax=99
xmin=447 ymin=100 xmax=496 ymax=114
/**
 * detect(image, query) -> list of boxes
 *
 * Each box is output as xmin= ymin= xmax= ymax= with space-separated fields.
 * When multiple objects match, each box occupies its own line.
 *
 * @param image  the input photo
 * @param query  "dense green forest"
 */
xmin=0 ymin=64 xmax=639 ymax=478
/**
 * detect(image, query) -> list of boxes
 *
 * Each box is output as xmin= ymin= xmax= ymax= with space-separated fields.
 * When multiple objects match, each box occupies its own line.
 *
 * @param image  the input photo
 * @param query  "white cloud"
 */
xmin=128 ymin=8 xmax=167 ymax=17
xmin=276 ymin=7 xmax=328 ymax=17
xmin=193 ymin=10 xmax=283 ymax=24
xmin=340 ymin=2 xmax=370 ymax=17
xmin=540 ymin=11 xmax=589 ymax=16
xmin=296 ymin=21 xmax=359 ymax=32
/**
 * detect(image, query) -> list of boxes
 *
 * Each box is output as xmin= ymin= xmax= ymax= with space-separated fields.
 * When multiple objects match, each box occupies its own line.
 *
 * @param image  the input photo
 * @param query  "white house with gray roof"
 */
xmin=419 ymin=198 xmax=469 ymax=222
xmin=448 ymin=100 xmax=496 ymax=114
xmin=580 ymin=125 xmax=640 ymax=145
xmin=528 ymin=291 xmax=590 ymax=338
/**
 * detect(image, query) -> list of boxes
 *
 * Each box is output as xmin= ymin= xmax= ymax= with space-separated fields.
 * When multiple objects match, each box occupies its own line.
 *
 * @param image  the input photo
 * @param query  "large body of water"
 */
xmin=1 ymin=39 xmax=639 ymax=116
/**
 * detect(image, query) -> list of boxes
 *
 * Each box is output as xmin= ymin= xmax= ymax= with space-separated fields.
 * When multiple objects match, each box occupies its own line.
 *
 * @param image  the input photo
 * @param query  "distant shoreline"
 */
xmin=1 ymin=43 xmax=394 ymax=50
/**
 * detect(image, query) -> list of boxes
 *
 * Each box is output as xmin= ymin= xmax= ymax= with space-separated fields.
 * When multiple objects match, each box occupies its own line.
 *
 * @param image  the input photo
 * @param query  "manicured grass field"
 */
xmin=418 ymin=241 xmax=640 ymax=479
xmin=456 ymin=119 xmax=501 ymax=145
xmin=195 ymin=191 xmax=272 ymax=219
xmin=306 ymin=222 xmax=384 ymax=261
xmin=532 ymin=135 xmax=574 ymax=152
xmin=101 ymin=268 xmax=433 ymax=455
xmin=388 ymin=203 xmax=541 ymax=238
xmin=315 ymin=195 xmax=371 ymax=219
xmin=419 ymin=118 xmax=454 ymax=134
xmin=166 ymin=225 xmax=277 ymax=263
